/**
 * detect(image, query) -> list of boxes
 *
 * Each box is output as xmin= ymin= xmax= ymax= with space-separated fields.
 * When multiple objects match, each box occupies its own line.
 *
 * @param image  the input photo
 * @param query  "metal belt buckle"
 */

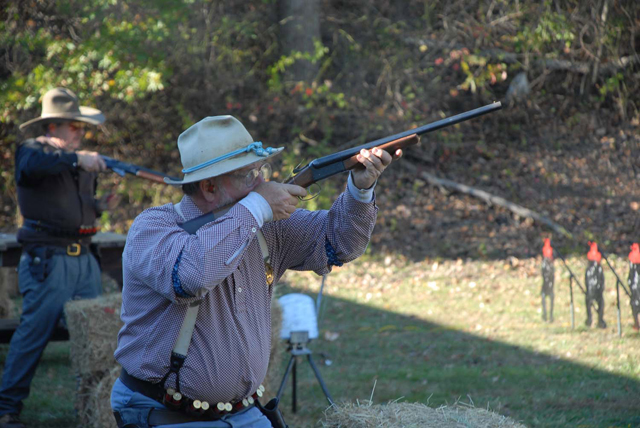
xmin=67 ymin=243 xmax=81 ymax=256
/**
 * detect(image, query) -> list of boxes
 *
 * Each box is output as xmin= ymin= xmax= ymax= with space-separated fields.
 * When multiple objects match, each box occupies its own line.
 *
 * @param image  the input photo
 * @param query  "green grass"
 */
xmin=1 ymin=255 xmax=639 ymax=427
xmin=276 ymin=255 xmax=640 ymax=428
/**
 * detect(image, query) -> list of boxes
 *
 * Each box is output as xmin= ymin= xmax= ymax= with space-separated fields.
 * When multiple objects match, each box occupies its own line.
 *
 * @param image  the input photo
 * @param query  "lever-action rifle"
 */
xmin=287 ymin=101 xmax=502 ymax=188
xmin=101 ymin=155 xmax=178 ymax=184
xmin=177 ymin=102 xmax=502 ymax=230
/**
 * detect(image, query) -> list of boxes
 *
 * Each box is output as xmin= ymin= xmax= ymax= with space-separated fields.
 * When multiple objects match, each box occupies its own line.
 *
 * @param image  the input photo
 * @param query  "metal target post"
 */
xmin=554 ymin=249 xmax=586 ymax=330
xmin=569 ymin=276 xmax=575 ymax=330
xmin=599 ymin=251 xmax=632 ymax=338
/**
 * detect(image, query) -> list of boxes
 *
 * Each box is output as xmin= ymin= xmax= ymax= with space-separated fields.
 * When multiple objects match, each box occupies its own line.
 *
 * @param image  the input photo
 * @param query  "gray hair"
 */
xmin=182 ymin=181 xmax=200 ymax=196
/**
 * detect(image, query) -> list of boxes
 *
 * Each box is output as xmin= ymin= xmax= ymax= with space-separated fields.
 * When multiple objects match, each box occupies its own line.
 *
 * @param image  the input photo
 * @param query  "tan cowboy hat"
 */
xmin=165 ymin=116 xmax=284 ymax=185
xmin=19 ymin=87 xmax=105 ymax=130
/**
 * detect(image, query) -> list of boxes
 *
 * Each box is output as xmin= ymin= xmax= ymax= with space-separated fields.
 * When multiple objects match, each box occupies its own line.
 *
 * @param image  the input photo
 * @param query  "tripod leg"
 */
xmin=307 ymin=354 xmax=335 ymax=405
xmin=276 ymin=355 xmax=295 ymax=401
xmin=292 ymin=356 xmax=297 ymax=413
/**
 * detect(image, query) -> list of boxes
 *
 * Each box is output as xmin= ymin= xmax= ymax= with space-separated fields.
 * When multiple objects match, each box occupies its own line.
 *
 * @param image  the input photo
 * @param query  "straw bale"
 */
xmin=0 ymin=267 xmax=19 ymax=298
xmin=65 ymin=293 xmax=123 ymax=376
xmin=89 ymin=365 xmax=120 ymax=428
xmin=321 ymin=401 xmax=527 ymax=428
xmin=75 ymin=372 xmax=104 ymax=427
xmin=0 ymin=290 xmax=15 ymax=319
xmin=263 ymin=297 xmax=286 ymax=398
xmin=101 ymin=272 xmax=121 ymax=295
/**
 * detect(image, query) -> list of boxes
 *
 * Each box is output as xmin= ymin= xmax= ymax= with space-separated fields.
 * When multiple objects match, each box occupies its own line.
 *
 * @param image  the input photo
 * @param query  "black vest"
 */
xmin=16 ymin=139 xmax=98 ymax=247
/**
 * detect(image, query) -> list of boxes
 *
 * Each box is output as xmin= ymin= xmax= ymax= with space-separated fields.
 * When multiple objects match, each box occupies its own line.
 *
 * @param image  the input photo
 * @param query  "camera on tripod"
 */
xmin=276 ymin=279 xmax=334 ymax=412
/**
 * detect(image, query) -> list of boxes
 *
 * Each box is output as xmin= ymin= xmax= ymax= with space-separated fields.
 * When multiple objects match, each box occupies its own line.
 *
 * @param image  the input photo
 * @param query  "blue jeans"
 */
xmin=0 ymin=249 xmax=102 ymax=416
xmin=111 ymin=379 xmax=272 ymax=428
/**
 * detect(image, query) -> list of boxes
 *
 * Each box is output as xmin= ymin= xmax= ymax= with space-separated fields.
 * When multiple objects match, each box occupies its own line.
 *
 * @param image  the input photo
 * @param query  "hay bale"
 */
xmin=65 ymin=293 xmax=123 ymax=376
xmin=0 ymin=268 xmax=17 ymax=319
xmin=89 ymin=366 xmax=120 ymax=428
xmin=320 ymin=401 xmax=527 ymax=428
xmin=101 ymin=272 xmax=121 ymax=295
xmin=0 ymin=267 xmax=19 ymax=298
xmin=0 ymin=290 xmax=15 ymax=319
xmin=75 ymin=372 xmax=105 ymax=427
xmin=263 ymin=297 xmax=286 ymax=398
xmin=66 ymin=293 xmax=122 ymax=427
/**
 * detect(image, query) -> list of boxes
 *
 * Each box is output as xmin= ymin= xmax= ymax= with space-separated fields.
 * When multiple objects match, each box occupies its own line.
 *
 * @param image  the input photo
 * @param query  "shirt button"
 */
xmin=251 ymin=227 xmax=257 ymax=233
xmin=238 ymin=287 xmax=243 ymax=293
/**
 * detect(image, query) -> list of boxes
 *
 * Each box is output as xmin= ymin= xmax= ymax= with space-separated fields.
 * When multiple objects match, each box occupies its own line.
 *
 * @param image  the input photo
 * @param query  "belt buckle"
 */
xmin=67 ymin=243 xmax=81 ymax=256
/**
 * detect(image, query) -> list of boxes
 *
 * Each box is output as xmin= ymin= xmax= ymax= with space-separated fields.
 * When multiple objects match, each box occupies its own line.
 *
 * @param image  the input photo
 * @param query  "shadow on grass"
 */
xmin=0 ymin=284 xmax=637 ymax=428
xmin=275 ymin=284 xmax=640 ymax=428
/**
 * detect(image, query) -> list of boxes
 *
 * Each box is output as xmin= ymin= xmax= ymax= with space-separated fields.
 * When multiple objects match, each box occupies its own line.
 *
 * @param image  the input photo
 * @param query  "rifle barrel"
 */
xmin=312 ymin=101 xmax=502 ymax=168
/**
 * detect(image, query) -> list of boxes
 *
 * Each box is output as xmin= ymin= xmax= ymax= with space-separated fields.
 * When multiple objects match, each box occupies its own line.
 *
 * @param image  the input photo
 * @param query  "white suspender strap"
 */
xmin=257 ymin=230 xmax=270 ymax=264
xmin=173 ymin=300 xmax=200 ymax=356
xmin=171 ymin=206 xmax=271 ymax=358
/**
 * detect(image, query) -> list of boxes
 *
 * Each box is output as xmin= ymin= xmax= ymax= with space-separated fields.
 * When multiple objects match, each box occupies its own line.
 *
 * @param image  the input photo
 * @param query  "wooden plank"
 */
xmin=0 ymin=318 xmax=69 ymax=343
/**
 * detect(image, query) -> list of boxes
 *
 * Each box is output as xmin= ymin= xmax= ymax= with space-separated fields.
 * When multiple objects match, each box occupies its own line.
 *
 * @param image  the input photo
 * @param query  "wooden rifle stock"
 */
xmin=136 ymin=169 xmax=169 ymax=183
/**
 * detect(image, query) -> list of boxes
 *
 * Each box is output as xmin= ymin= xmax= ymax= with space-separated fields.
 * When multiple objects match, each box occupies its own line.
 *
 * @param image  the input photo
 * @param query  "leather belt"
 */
xmin=47 ymin=243 xmax=90 ymax=257
xmin=23 ymin=243 xmax=90 ymax=257
xmin=119 ymin=368 xmax=166 ymax=403
xmin=23 ymin=219 xmax=98 ymax=238
xmin=119 ymin=368 xmax=257 ymax=422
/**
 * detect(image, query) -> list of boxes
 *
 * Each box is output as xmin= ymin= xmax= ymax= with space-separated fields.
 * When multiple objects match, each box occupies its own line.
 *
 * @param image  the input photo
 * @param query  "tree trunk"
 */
xmin=278 ymin=0 xmax=321 ymax=83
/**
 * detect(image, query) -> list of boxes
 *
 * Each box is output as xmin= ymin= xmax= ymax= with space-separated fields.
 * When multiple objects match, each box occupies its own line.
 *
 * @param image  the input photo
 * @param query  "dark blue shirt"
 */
xmin=15 ymin=139 xmax=98 ymax=246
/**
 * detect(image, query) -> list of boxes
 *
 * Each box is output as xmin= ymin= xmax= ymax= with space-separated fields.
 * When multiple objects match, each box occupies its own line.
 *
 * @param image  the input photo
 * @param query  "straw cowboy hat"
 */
xmin=165 ymin=116 xmax=284 ymax=185
xmin=19 ymin=87 xmax=105 ymax=130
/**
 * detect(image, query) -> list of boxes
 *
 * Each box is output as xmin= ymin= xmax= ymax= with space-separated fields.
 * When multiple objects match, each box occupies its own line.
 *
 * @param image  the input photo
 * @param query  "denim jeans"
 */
xmin=0 ymin=249 xmax=102 ymax=416
xmin=111 ymin=379 xmax=272 ymax=428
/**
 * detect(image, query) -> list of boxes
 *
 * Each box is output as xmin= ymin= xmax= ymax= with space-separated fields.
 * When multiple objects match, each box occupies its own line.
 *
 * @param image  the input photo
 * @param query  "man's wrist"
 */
xmin=348 ymin=173 xmax=375 ymax=203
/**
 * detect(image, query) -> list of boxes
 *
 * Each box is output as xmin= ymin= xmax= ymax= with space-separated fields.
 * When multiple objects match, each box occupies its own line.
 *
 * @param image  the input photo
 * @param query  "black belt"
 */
xmin=24 ymin=243 xmax=90 ymax=257
xmin=119 ymin=368 xmax=165 ymax=404
xmin=23 ymin=219 xmax=98 ymax=238
xmin=118 ymin=369 xmax=255 ymax=424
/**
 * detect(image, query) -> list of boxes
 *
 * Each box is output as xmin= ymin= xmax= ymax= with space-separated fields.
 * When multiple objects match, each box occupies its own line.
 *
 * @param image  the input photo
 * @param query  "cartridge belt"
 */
xmin=119 ymin=368 xmax=261 ymax=421
xmin=23 ymin=219 xmax=98 ymax=238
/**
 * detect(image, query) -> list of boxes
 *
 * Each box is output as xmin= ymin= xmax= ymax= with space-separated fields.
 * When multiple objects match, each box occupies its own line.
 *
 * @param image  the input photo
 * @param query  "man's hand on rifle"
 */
xmin=352 ymin=147 xmax=402 ymax=190
xmin=77 ymin=150 xmax=107 ymax=172
xmin=254 ymin=181 xmax=307 ymax=221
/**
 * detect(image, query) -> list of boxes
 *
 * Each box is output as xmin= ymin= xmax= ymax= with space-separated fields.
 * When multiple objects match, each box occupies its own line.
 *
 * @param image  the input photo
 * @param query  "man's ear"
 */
xmin=199 ymin=179 xmax=217 ymax=202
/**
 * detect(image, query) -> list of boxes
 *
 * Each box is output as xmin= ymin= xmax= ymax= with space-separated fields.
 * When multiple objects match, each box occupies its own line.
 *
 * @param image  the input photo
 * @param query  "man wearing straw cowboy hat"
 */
xmin=111 ymin=115 xmax=401 ymax=427
xmin=0 ymin=88 xmax=115 ymax=428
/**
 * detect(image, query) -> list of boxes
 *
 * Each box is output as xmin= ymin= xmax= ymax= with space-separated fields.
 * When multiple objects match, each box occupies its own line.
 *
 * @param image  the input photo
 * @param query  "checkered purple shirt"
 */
xmin=114 ymin=189 xmax=377 ymax=404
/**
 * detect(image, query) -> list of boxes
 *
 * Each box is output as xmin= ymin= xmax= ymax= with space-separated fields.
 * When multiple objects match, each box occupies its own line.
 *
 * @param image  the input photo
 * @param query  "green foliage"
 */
xmin=267 ymin=39 xmax=329 ymax=91
xmin=512 ymin=3 xmax=575 ymax=54
xmin=0 ymin=1 xmax=188 ymax=122
xmin=599 ymin=72 xmax=625 ymax=99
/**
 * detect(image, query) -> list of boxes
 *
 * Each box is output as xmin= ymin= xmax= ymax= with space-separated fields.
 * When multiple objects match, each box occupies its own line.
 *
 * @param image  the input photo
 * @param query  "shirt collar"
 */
xmin=179 ymin=195 xmax=207 ymax=221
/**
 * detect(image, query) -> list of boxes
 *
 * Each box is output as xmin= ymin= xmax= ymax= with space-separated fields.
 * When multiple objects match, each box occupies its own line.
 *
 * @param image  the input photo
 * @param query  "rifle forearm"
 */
xmin=287 ymin=134 xmax=420 ymax=188
xmin=341 ymin=134 xmax=418 ymax=170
